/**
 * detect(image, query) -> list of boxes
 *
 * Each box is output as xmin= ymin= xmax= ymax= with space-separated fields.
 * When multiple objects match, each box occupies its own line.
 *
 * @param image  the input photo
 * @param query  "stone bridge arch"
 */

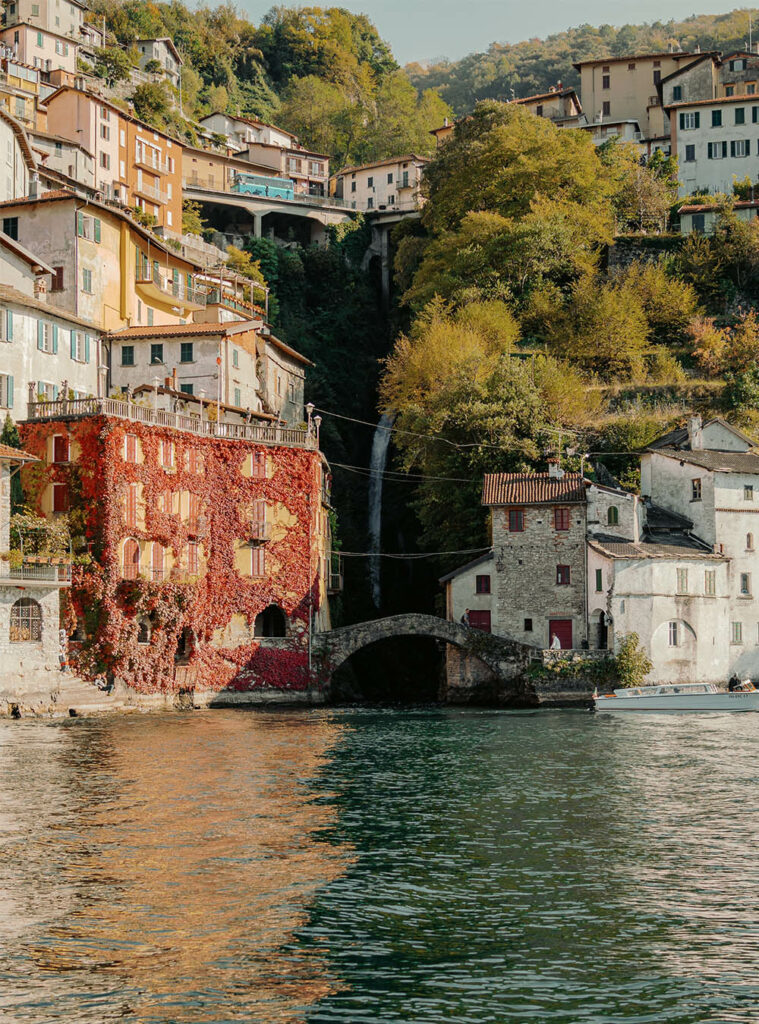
xmin=314 ymin=613 xmax=535 ymax=685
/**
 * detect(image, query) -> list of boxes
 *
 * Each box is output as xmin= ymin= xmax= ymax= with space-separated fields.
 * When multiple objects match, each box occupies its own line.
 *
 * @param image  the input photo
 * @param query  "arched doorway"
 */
xmin=10 ymin=597 xmax=42 ymax=643
xmin=254 ymin=605 xmax=287 ymax=637
xmin=175 ymin=626 xmax=195 ymax=664
xmin=590 ymin=609 xmax=610 ymax=650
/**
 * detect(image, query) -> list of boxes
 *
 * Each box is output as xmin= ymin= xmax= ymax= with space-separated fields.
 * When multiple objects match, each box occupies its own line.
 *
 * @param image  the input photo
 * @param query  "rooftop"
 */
xmin=482 ymin=471 xmax=586 ymax=506
xmin=652 ymin=448 xmax=759 ymax=474
xmin=0 ymin=442 xmax=38 ymax=463
xmin=0 ymin=283 xmax=99 ymax=329
xmin=439 ymin=551 xmax=493 ymax=584
xmin=589 ymin=534 xmax=725 ymax=559
xmin=573 ymin=51 xmax=704 ymax=70
xmin=108 ymin=321 xmax=258 ymax=340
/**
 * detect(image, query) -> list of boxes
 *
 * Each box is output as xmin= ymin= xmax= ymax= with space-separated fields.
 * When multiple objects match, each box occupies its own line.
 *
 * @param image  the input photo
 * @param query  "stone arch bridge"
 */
xmin=312 ymin=614 xmax=537 ymax=701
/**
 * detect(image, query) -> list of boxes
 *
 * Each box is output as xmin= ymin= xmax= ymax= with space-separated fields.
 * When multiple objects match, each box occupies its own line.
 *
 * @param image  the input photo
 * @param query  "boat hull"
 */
xmin=594 ymin=691 xmax=759 ymax=712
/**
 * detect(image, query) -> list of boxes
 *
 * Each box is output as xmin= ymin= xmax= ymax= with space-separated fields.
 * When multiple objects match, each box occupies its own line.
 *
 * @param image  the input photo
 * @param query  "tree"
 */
xmin=614 ymin=633 xmax=652 ymax=687
xmin=182 ymin=199 xmax=206 ymax=236
xmin=613 ymin=261 xmax=700 ymax=347
xmin=144 ymin=58 xmax=163 ymax=75
xmin=92 ymin=46 xmax=133 ymax=87
xmin=598 ymin=138 xmax=678 ymax=232
xmin=131 ymin=81 xmax=173 ymax=127
xmin=0 ymin=415 xmax=24 ymax=514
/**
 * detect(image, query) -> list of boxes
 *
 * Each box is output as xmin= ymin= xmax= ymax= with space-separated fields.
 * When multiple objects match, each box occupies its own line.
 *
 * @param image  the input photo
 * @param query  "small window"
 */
xmin=180 ymin=384 xmax=193 ymax=395
xmin=251 ymin=451 xmax=266 ymax=479
xmin=726 ymin=85 xmax=735 ymax=96
xmin=232 ymin=349 xmax=239 ymax=368
xmin=53 ymin=435 xmax=69 ymax=463
xmin=524 ymin=618 xmax=533 ymax=632
xmin=669 ymin=621 xmax=680 ymax=647
xmin=180 ymin=342 xmax=193 ymax=363
xmin=731 ymin=621 xmax=744 ymax=644
xmin=628 ymin=62 xmax=636 ymax=70
xmin=607 ymin=506 xmax=619 ymax=526
xmin=673 ymin=85 xmax=683 ymax=101
xmin=367 ymin=176 xmax=373 ymax=187
xmin=692 ymin=478 xmax=702 ymax=501
xmin=705 ymin=570 xmax=716 ymax=596
xmin=508 ymin=508 xmax=524 ymax=532
xmin=554 ymin=507 xmax=570 ymax=531
xmin=137 ymin=618 xmax=151 ymax=644
xmin=122 ymin=345 xmax=135 ymax=366
xmin=685 ymin=144 xmax=696 ymax=163
xmin=188 ymin=541 xmax=199 ymax=576
xmin=602 ymin=101 xmax=611 ymax=116
xmin=150 ymin=343 xmax=163 ymax=365
xmin=10 ymin=597 xmax=42 ymax=642
xmin=124 ymin=434 xmax=137 ymax=463
xmin=51 ymin=266 xmax=64 ymax=291
xmin=125 ymin=482 xmax=138 ymax=528
xmin=676 ymin=568 xmax=688 ymax=594
xmin=52 ymin=482 xmax=69 ymax=513
xmin=234 ymin=387 xmax=241 ymax=408
xmin=387 ymin=172 xmax=393 ymax=183
xmin=82 ymin=269 xmax=92 ymax=293
xmin=475 ymin=574 xmax=490 ymax=594
xmin=748 ymin=533 xmax=755 ymax=550
xmin=595 ymin=568 xmax=603 ymax=592
xmin=741 ymin=572 xmax=751 ymax=595
xmin=712 ymin=109 xmax=722 ymax=127
xmin=736 ymin=107 xmax=746 ymax=125
xmin=602 ymin=74 xmax=610 ymax=89
xmin=2 ymin=217 xmax=18 ymax=240
xmin=556 ymin=565 xmax=571 ymax=585
xmin=160 ymin=440 xmax=174 ymax=469
xmin=745 ymin=485 xmax=754 ymax=501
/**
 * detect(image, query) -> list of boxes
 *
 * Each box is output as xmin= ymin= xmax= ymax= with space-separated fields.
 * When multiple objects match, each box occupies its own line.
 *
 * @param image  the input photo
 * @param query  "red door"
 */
xmin=549 ymin=619 xmax=573 ymax=649
xmin=469 ymin=610 xmax=491 ymax=633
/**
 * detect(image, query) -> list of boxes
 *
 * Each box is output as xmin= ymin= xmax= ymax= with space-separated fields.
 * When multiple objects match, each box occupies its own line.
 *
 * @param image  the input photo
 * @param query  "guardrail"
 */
xmin=0 ymin=562 xmax=72 ymax=583
xmin=182 ymin=178 xmax=354 ymax=211
xmin=25 ymin=397 xmax=317 ymax=449
xmin=135 ymin=268 xmax=206 ymax=306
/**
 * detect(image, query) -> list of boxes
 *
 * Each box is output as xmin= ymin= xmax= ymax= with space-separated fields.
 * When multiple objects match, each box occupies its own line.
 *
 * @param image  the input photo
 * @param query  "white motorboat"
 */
xmin=593 ymin=681 xmax=759 ymax=712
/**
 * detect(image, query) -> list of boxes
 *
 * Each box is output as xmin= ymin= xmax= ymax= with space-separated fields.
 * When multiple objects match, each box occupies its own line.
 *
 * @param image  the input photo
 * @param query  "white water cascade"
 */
xmin=368 ymin=412 xmax=395 ymax=608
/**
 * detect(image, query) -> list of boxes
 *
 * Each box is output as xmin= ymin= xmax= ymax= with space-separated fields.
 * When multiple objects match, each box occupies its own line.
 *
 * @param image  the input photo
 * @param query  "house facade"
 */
xmin=667 ymin=94 xmax=759 ymax=196
xmin=134 ymin=38 xmax=183 ymax=89
xmin=330 ymin=155 xmax=427 ymax=212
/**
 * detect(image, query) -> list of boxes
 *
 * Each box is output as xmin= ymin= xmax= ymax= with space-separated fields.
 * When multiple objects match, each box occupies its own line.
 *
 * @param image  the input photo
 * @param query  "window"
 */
xmin=51 ymin=266 xmax=64 ymax=291
xmin=137 ymin=618 xmax=151 ymax=644
xmin=692 ymin=213 xmax=706 ymax=234
xmin=180 ymin=384 xmax=193 ymax=395
xmin=100 ymin=124 xmax=110 ymax=140
xmin=250 ymin=546 xmax=265 ymax=577
xmin=475 ymin=574 xmax=491 ymax=594
xmin=712 ymin=109 xmax=722 ymax=127
xmin=749 ymin=83 xmax=757 ymax=95
xmin=679 ymin=112 xmax=700 ymax=130
xmin=37 ymin=321 xmax=54 ymax=353
xmin=731 ymin=139 xmax=751 ymax=157
xmin=754 ymin=106 xmax=759 ymax=123
xmin=731 ymin=621 xmax=743 ymax=644
xmin=684 ymin=144 xmax=696 ymax=162
xmin=628 ymin=62 xmax=636 ymax=70
xmin=251 ymin=452 xmax=266 ymax=479
xmin=602 ymin=75 xmax=610 ymax=89
xmin=82 ymin=269 xmax=92 ymax=293
xmin=122 ymin=345 xmax=134 ymax=366
xmin=726 ymin=85 xmax=735 ymax=96
xmin=52 ymin=483 xmax=69 ymax=512
xmin=708 ymin=141 xmax=727 ymax=159
xmin=735 ymin=107 xmax=746 ymax=125
xmin=673 ymin=85 xmax=683 ymax=101
xmin=508 ymin=508 xmax=524 ymax=532
xmin=749 ymin=533 xmax=755 ymax=550
xmin=36 ymin=31 xmax=42 ymax=46
xmin=554 ymin=507 xmax=570 ymax=531
xmin=745 ymin=485 xmax=754 ymax=500
xmin=536 ymin=105 xmax=543 ymax=117
xmin=151 ymin=542 xmax=164 ymax=583
xmin=524 ymin=618 xmax=533 ymax=631
xmin=367 ymin=197 xmax=373 ymax=209
xmin=692 ymin=478 xmax=702 ymax=501
xmin=676 ymin=568 xmax=688 ymax=594
xmin=188 ymin=541 xmax=199 ymax=576
xmin=595 ymin=568 xmax=603 ymax=592
xmin=0 ymin=374 xmax=14 ymax=409
xmin=367 ymin=176 xmax=373 ymax=187
xmin=602 ymin=101 xmax=611 ymax=116
xmin=234 ymin=388 xmax=241 ymax=407
xmin=0 ymin=309 xmax=11 ymax=343
xmin=653 ymin=70 xmax=661 ymax=85
xmin=125 ymin=482 xmax=137 ymax=528
xmin=468 ymin=610 xmax=491 ymax=633
xmin=188 ymin=493 xmax=201 ymax=532
xmin=180 ymin=342 xmax=193 ymax=363
xmin=351 ymin=181 xmax=356 ymax=192
xmin=556 ymin=565 xmax=571 ymax=585
xmin=53 ymin=435 xmax=69 ymax=463
xmin=2 ymin=217 xmax=18 ymax=240
xmin=387 ymin=172 xmax=393 ymax=183
xmin=160 ymin=440 xmax=174 ymax=469
xmin=730 ymin=58 xmax=747 ymax=71
xmin=124 ymin=434 xmax=137 ymax=463
xmin=705 ymin=569 xmax=716 ymax=596
xmin=10 ymin=598 xmax=42 ymax=642
xmin=607 ymin=506 xmax=619 ymax=526
xmin=669 ymin=621 xmax=680 ymax=647
xmin=741 ymin=572 xmax=751 ymax=595
xmin=150 ymin=343 xmax=163 ymax=365
xmin=76 ymin=214 xmax=101 ymax=242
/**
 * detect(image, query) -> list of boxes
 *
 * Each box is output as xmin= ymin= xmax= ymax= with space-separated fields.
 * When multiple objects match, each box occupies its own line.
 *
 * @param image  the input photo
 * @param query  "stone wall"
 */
xmin=0 ymin=583 xmax=62 ymax=692
xmin=606 ymin=235 xmax=683 ymax=271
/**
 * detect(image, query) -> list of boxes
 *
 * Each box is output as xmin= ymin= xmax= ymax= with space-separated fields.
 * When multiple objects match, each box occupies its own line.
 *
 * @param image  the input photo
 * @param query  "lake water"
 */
xmin=2 ymin=707 xmax=759 ymax=1023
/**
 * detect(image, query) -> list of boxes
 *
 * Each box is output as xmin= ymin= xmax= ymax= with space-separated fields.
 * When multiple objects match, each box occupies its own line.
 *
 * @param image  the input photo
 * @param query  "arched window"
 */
xmin=137 ymin=618 xmax=151 ymax=644
xmin=123 ymin=538 xmax=140 ymax=580
xmin=254 ymin=604 xmax=287 ymax=637
xmin=607 ymin=506 xmax=619 ymax=526
xmin=10 ymin=598 xmax=42 ymax=642
xmin=748 ymin=533 xmax=754 ymax=551
xmin=151 ymin=542 xmax=164 ymax=582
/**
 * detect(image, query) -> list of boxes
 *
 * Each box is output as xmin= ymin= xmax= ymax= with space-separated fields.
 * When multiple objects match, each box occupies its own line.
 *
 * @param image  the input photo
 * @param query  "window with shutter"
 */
xmin=53 ymin=435 xmax=69 ymax=463
xmin=125 ymin=483 xmax=137 ymax=527
xmin=52 ymin=483 xmax=69 ymax=513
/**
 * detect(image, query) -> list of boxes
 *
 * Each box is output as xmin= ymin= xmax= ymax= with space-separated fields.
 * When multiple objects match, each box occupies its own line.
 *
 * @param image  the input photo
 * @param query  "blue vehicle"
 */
xmin=230 ymin=173 xmax=295 ymax=200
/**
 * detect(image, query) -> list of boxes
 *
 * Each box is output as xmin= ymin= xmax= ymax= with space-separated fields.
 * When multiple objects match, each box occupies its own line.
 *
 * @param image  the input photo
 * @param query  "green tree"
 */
xmin=0 ymin=415 xmax=24 ymax=514
xmin=614 ymin=633 xmax=653 ymax=687
xmin=92 ymin=45 xmax=134 ymax=86
xmin=181 ymin=199 xmax=206 ymax=236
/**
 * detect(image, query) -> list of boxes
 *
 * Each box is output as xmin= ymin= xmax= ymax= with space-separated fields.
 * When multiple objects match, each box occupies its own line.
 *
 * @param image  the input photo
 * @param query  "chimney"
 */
xmin=164 ymin=376 xmax=172 ymax=389
xmin=548 ymin=458 xmax=564 ymax=480
xmin=687 ymin=414 xmax=703 ymax=450
xmin=172 ymin=367 xmax=178 ymax=391
xmin=28 ymin=172 xmax=38 ymax=200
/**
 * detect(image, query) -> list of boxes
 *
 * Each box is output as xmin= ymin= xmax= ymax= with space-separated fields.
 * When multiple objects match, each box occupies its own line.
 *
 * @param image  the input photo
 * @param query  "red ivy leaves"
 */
xmin=20 ymin=416 xmax=324 ymax=694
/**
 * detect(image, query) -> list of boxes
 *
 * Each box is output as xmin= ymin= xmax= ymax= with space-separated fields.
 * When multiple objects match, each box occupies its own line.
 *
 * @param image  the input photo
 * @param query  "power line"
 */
xmin=331 ymin=461 xmax=477 ymax=484
xmin=338 ymin=547 xmax=491 ymax=560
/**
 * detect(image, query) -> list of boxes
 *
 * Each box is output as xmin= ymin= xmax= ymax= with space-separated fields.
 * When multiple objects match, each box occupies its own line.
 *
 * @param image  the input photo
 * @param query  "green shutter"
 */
xmin=84 ymin=335 xmax=91 ymax=364
xmin=6 ymin=310 xmax=12 ymax=341
xmin=70 ymin=331 xmax=76 ymax=359
xmin=6 ymin=375 xmax=13 ymax=409
xmin=694 ymin=112 xmax=700 ymax=128
xmin=37 ymin=319 xmax=44 ymax=350
xmin=77 ymin=211 xmax=84 ymax=237
xmin=723 ymin=141 xmax=728 ymax=158
xmin=754 ymin=106 xmax=759 ymax=123
xmin=52 ymin=384 xmax=59 ymax=400
xmin=94 ymin=218 xmax=101 ymax=243
xmin=707 ymin=142 xmax=712 ymax=159
xmin=52 ymin=323 xmax=58 ymax=354
xmin=679 ymin=112 xmax=685 ymax=130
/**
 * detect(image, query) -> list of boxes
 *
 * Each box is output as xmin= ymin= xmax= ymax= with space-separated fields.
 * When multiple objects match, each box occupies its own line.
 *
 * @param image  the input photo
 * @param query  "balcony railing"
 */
xmin=25 ymin=396 xmax=317 ymax=450
xmin=134 ymin=180 xmax=168 ymax=204
xmin=135 ymin=268 xmax=207 ymax=307
xmin=136 ymin=151 xmax=171 ymax=174
xmin=249 ymin=520 xmax=271 ymax=542
xmin=182 ymin=177 xmax=353 ymax=210
xmin=0 ymin=561 xmax=72 ymax=584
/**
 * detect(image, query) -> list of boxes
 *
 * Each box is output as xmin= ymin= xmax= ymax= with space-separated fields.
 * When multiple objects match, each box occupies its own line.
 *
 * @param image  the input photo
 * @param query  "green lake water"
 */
xmin=1 ymin=707 xmax=758 ymax=1023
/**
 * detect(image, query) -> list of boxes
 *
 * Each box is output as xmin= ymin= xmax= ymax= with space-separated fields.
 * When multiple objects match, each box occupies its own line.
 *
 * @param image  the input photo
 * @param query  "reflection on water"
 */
xmin=2 ymin=709 xmax=759 ymax=1023
xmin=0 ymin=711 xmax=350 ymax=1023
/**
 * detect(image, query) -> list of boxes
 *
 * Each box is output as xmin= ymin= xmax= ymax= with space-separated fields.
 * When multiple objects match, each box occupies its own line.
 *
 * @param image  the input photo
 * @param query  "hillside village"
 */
xmin=5 ymin=1 xmax=759 ymax=708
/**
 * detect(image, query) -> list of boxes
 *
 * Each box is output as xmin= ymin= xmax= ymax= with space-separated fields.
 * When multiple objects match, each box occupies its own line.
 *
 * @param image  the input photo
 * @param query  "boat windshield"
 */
xmin=613 ymin=683 xmax=711 ymax=696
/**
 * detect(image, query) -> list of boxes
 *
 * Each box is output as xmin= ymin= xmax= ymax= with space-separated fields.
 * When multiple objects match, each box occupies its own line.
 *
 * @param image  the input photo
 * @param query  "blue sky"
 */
xmin=238 ymin=1 xmax=752 ymax=65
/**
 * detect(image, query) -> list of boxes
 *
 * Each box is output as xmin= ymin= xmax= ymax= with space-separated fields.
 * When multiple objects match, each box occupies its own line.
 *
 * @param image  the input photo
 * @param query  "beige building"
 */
xmin=0 ymin=104 xmax=34 ymax=201
xmin=0 ymin=22 xmax=77 ymax=75
xmin=514 ymin=86 xmax=583 ymax=124
xmin=331 ymin=155 xmax=428 ymax=211
xmin=30 ymin=127 xmax=94 ymax=185
xmin=574 ymin=51 xmax=703 ymax=140
xmin=134 ymin=38 xmax=183 ymax=89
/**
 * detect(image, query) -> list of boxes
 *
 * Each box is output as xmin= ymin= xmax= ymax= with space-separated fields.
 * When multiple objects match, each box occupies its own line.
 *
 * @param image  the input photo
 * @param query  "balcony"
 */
xmin=135 ymin=151 xmax=170 ymax=174
xmin=134 ymin=179 xmax=168 ymax=205
xmin=249 ymin=520 xmax=271 ymax=542
xmin=135 ymin=268 xmax=206 ymax=312
xmin=0 ymin=559 xmax=72 ymax=586
xmin=327 ymin=554 xmax=343 ymax=594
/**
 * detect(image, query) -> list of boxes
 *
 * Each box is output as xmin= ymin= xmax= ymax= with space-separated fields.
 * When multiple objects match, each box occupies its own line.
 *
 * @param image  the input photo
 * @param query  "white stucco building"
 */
xmin=667 ymin=95 xmax=759 ymax=196
xmin=331 ymin=155 xmax=428 ymax=212
xmin=134 ymin=38 xmax=183 ymax=89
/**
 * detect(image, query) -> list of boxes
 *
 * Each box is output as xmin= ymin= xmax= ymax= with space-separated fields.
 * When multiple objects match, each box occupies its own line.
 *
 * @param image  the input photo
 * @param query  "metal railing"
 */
xmin=135 ymin=268 xmax=207 ymax=306
xmin=135 ymin=180 xmax=168 ymax=204
xmin=0 ymin=562 xmax=72 ymax=583
xmin=182 ymin=177 xmax=354 ymax=210
xmin=25 ymin=396 xmax=317 ymax=449
xmin=135 ymin=151 xmax=171 ymax=174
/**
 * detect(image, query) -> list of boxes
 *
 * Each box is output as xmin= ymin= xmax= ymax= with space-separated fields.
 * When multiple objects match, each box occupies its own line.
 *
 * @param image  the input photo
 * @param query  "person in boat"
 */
xmin=729 ymin=674 xmax=741 ymax=691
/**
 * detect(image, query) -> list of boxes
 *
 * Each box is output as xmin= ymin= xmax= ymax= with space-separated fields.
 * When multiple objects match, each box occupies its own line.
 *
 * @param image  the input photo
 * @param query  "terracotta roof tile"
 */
xmin=108 ymin=321 xmax=257 ymax=339
xmin=0 ymin=442 xmax=38 ymax=462
xmin=482 ymin=472 xmax=586 ymax=506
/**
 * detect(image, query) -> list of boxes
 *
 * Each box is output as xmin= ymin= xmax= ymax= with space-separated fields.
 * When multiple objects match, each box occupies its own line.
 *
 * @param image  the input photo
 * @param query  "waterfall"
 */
xmin=368 ymin=412 xmax=394 ymax=608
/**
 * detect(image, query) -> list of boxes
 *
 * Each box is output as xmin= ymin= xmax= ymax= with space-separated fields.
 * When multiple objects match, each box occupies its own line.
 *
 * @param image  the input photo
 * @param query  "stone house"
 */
xmin=134 ymin=38 xmax=183 ymax=89
xmin=439 ymin=552 xmax=494 ymax=632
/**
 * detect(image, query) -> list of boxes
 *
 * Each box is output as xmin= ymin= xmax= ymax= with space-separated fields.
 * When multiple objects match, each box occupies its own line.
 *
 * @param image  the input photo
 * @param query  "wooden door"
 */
xmin=549 ymin=619 xmax=573 ymax=650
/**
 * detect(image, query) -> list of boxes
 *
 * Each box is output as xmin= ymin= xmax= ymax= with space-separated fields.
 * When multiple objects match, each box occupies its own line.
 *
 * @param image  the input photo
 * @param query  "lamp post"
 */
xmin=305 ymin=402 xmax=314 ymax=436
xmin=314 ymin=414 xmax=322 ymax=448
xmin=199 ymin=388 xmax=206 ymax=424
xmin=152 ymin=376 xmax=160 ymax=414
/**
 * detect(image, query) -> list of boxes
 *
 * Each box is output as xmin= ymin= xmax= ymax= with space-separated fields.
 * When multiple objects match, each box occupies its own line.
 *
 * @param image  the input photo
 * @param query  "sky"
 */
xmin=238 ymin=0 xmax=753 ymax=65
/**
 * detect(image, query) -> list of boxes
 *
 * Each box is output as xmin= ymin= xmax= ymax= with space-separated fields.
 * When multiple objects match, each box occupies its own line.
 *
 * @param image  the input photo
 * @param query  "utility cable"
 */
xmin=337 ymin=547 xmax=492 ymax=559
